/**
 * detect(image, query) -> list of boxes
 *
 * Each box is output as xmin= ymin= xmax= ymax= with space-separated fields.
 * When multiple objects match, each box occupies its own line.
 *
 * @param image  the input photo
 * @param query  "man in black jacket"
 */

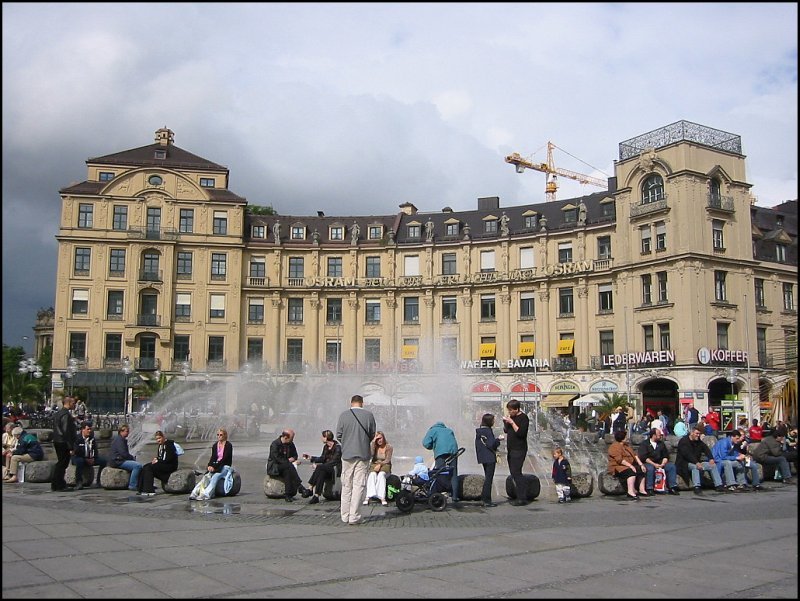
xmin=637 ymin=428 xmax=680 ymax=495
xmin=51 ymin=396 xmax=77 ymax=491
xmin=72 ymin=422 xmax=107 ymax=489
xmin=502 ymin=399 xmax=530 ymax=506
xmin=675 ymin=427 xmax=724 ymax=494
xmin=268 ymin=429 xmax=311 ymax=502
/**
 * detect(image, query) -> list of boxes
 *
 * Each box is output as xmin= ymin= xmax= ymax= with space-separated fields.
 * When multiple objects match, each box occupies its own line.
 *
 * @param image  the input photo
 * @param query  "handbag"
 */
xmin=173 ymin=442 xmax=185 ymax=456
xmin=266 ymin=457 xmax=280 ymax=477
xmin=653 ymin=467 xmax=667 ymax=492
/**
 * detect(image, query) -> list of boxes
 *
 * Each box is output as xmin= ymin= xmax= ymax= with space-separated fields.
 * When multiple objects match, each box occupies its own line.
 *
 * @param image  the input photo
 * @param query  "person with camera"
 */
xmin=502 ymin=399 xmax=530 ymax=506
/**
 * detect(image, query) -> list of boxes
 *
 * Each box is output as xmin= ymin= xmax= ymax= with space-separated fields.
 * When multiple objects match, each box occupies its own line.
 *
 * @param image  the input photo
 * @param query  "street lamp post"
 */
xmin=181 ymin=361 xmax=191 ymax=422
xmin=18 ymin=357 xmax=43 ymax=410
xmin=65 ymin=358 xmax=79 ymax=398
xmin=336 ymin=322 xmax=341 ymax=375
xmin=121 ymin=356 xmax=134 ymax=415
xmin=726 ymin=368 xmax=738 ymax=398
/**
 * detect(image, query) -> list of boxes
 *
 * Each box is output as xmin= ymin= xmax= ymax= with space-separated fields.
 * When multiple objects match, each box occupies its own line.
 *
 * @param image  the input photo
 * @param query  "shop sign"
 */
xmin=601 ymin=350 xmax=675 ymax=367
xmin=590 ymin=380 xmax=618 ymax=393
xmin=550 ymin=380 xmax=580 ymax=393
xmin=696 ymin=347 xmax=748 ymax=365
xmin=460 ymin=358 xmax=550 ymax=370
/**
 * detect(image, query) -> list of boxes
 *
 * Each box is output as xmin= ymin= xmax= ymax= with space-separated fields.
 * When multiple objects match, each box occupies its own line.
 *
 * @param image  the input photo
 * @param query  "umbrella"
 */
xmin=572 ymin=393 xmax=605 ymax=407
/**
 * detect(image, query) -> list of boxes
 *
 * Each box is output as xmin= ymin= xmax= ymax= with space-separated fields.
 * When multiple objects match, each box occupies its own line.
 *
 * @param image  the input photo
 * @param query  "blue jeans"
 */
xmin=689 ymin=462 xmax=722 ymax=487
xmin=644 ymin=462 xmax=677 ymax=490
xmin=205 ymin=465 xmax=231 ymax=498
xmin=434 ymin=454 xmax=459 ymax=501
xmin=718 ymin=460 xmax=747 ymax=486
xmin=117 ymin=459 xmax=143 ymax=489
xmin=757 ymin=455 xmax=792 ymax=480
xmin=71 ymin=456 xmax=107 ymax=485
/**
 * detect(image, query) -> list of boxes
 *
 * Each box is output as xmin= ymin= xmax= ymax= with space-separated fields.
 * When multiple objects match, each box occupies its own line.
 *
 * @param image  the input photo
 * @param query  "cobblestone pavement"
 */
xmin=2 ymin=439 xmax=797 ymax=598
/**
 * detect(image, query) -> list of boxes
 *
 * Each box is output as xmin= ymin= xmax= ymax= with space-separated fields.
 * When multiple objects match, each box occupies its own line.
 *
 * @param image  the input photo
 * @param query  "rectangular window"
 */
xmin=365 ymin=339 xmax=381 ymax=363
xmin=757 ymin=327 xmax=767 ymax=367
xmin=72 ymin=289 xmax=89 ymax=315
xmin=404 ymin=255 xmax=420 ymax=277
xmin=74 ymin=247 xmax=91 ymax=275
xmin=249 ymin=257 xmax=266 ymax=279
xmin=329 ymin=226 xmax=344 ymax=241
xmin=179 ymin=209 xmax=194 ymax=233
xmin=563 ymin=208 xmax=577 ymax=223
xmin=786 ymin=329 xmax=797 ymax=367
xmin=480 ymin=294 xmax=496 ymax=321
xmin=784 ymin=283 xmax=795 ymax=311
xmin=175 ymin=293 xmax=191 ymax=320
xmin=442 ymin=252 xmax=457 ymax=275
xmin=248 ymin=298 xmax=264 ymax=323
xmin=287 ymin=339 xmax=303 ymax=367
xmin=176 ymin=251 xmax=193 ymax=278
xmin=445 ymin=223 xmax=459 ymax=237
xmin=559 ymin=287 xmax=574 ymax=315
xmin=208 ymin=336 xmax=224 ymax=362
xmin=524 ymin=214 xmax=537 ymax=229
xmin=558 ymin=242 xmax=573 ymax=264
xmin=655 ymin=221 xmax=666 ymax=251
xmin=642 ymin=274 xmax=652 ymax=305
xmin=640 ymin=226 xmax=652 ymax=253
xmin=658 ymin=323 xmax=671 ymax=350
xmin=288 ymin=257 xmax=304 ymax=279
xmin=712 ymin=219 xmax=724 ymax=250
xmin=327 ymin=298 xmax=343 ymax=324
xmin=112 ymin=206 xmax=128 ymax=230
xmin=519 ymin=247 xmax=534 ymax=269
xmin=404 ymin=297 xmax=419 ymax=322
xmin=597 ymin=236 xmax=612 ymax=260
xmin=407 ymin=224 xmax=421 ymax=239
xmin=755 ymin=278 xmax=766 ymax=308
xmin=717 ymin=322 xmax=729 ymax=350
xmin=247 ymin=338 xmax=264 ymax=362
xmin=484 ymin=220 xmax=497 ymax=234
xmin=657 ymin=271 xmax=668 ymax=303
xmin=442 ymin=296 xmax=457 ymax=321
xmin=598 ymin=283 xmax=613 ymax=312
xmin=252 ymin=225 xmax=265 ymax=238
xmin=714 ymin=270 xmax=727 ymax=302
xmin=776 ymin=244 xmax=787 ymax=262
xmin=78 ymin=203 xmax=93 ymax=228
xmin=365 ymin=256 xmax=381 ymax=278
xmin=200 ymin=178 xmax=215 ymax=188
xmin=209 ymin=293 xmax=225 ymax=319
xmin=213 ymin=211 xmax=228 ymax=235
xmin=291 ymin=226 xmax=305 ymax=240
xmin=327 ymin=256 xmax=343 ymax=277
xmin=365 ymin=299 xmax=381 ymax=323
xmin=109 ymin=249 xmax=126 ymax=275
xmin=211 ymin=253 xmax=227 ymax=279
xmin=146 ymin=207 xmax=161 ymax=234
xmin=107 ymin=290 xmax=124 ymax=319
xmin=69 ymin=332 xmax=87 ymax=360
xmin=288 ymin=298 xmax=303 ymax=323
xmin=174 ymin=335 xmax=190 ymax=362
xmin=520 ymin=292 xmax=535 ymax=319
xmin=99 ymin=171 xmax=115 ymax=182
xmin=368 ymin=225 xmax=382 ymax=240
xmin=643 ymin=324 xmax=654 ymax=352
xmin=599 ymin=330 xmax=614 ymax=356
xmin=480 ymin=250 xmax=495 ymax=272
xmin=105 ymin=333 xmax=122 ymax=360
xmin=601 ymin=202 xmax=616 ymax=218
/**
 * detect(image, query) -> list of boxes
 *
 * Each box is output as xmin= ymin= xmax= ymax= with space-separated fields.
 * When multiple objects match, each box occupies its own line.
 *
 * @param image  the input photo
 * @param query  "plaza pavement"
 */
xmin=2 ymin=438 xmax=797 ymax=599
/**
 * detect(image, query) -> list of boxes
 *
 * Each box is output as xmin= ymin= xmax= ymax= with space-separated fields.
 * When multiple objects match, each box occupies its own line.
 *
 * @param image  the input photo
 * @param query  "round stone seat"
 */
xmin=101 ymin=467 xmax=132 ymax=490
xmin=163 ymin=468 xmax=196 ymax=494
xmin=96 ymin=429 xmax=113 ymax=440
xmin=505 ymin=474 xmax=541 ymax=501
xmin=65 ymin=464 xmax=95 ymax=487
xmin=321 ymin=474 xmax=341 ymax=501
xmin=263 ymin=475 xmax=287 ymax=498
xmin=458 ymin=473 xmax=484 ymax=501
xmin=214 ymin=471 xmax=242 ymax=497
xmin=569 ymin=471 xmax=594 ymax=498
xmin=22 ymin=460 xmax=57 ymax=483
xmin=598 ymin=471 xmax=626 ymax=495
xmin=28 ymin=429 xmax=53 ymax=442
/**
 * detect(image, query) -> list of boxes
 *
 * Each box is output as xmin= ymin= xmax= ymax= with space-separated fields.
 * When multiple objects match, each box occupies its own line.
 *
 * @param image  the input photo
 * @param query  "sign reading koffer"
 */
xmin=697 ymin=347 xmax=748 ymax=364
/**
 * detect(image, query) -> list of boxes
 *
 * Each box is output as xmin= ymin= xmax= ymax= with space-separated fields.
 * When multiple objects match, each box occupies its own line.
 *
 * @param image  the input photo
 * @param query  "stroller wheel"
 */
xmin=429 ymin=492 xmax=447 ymax=512
xmin=395 ymin=489 xmax=415 ymax=513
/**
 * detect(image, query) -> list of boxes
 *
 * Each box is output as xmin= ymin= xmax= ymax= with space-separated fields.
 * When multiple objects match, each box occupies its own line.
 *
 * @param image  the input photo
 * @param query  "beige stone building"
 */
xmin=50 ymin=122 xmax=797 ymax=426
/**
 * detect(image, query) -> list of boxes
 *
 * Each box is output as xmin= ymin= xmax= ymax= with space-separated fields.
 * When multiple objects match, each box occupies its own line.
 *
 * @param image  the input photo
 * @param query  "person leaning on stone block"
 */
xmin=4 ymin=426 xmax=44 ymax=483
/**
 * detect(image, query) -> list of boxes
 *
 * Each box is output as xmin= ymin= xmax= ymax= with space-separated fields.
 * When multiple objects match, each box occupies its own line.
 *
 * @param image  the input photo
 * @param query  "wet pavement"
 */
xmin=2 ymin=439 xmax=797 ymax=598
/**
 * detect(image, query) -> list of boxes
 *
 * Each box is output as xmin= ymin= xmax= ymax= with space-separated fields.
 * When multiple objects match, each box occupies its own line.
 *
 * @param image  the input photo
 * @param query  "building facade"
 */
xmin=50 ymin=123 xmax=797 ymax=424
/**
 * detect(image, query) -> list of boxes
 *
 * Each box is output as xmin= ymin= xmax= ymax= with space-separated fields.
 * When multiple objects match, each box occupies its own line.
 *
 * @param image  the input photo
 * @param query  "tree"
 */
xmin=3 ymin=374 xmax=41 ymax=409
xmin=133 ymin=371 xmax=175 ymax=411
xmin=595 ymin=392 xmax=633 ymax=422
xmin=246 ymin=204 xmax=277 ymax=215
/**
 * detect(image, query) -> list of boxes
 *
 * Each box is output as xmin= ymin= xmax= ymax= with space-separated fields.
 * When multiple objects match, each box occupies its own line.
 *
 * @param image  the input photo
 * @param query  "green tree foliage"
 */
xmin=246 ymin=204 xmax=277 ymax=215
xmin=595 ymin=392 xmax=633 ymax=421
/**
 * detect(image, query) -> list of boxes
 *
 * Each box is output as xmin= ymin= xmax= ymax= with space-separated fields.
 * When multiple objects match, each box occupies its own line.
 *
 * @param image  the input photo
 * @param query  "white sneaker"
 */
xmin=381 ymin=499 xmax=388 ymax=506
xmin=362 ymin=499 xmax=369 ymax=505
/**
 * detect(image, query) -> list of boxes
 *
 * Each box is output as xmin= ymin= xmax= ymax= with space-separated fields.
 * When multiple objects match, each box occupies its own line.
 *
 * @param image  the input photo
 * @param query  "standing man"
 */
xmin=685 ymin=403 xmax=699 ymax=431
xmin=336 ymin=394 xmax=376 ymax=525
xmin=51 ymin=396 xmax=77 ymax=491
xmin=502 ymin=398 xmax=530 ymax=506
xmin=422 ymin=420 xmax=460 ymax=503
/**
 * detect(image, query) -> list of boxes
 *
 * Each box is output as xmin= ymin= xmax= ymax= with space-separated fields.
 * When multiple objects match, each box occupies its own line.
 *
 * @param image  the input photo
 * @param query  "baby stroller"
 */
xmin=395 ymin=447 xmax=465 ymax=513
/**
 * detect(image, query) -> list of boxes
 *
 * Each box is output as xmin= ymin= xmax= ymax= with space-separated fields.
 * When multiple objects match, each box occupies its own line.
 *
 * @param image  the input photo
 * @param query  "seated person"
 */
xmin=733 ymin=428 xmax=761 ymax=490
xmin=672 ymin=417 xmax=689 ymax=438
xmin=751 ymin=426 xmax=794 ymax=484
xmin=407 ymin=455 xmax=430 ymax=486
xmin=607 ymin=429 xmax=647 ymax=500
xmin=365 ymin=431 xmax=393 ymax=506
xmin=711 ymin=429 xmax=751 ymax=490
xmin=3 ymin=422 xmax=17 ymax=479
xmin=636 ymin=427 xmax=679 ymax=495
xmin=4 ymin=426 xmax=44 ymax=483
xmin=109 ymin=424 xmax=143 ymax=491
xmin=190 ymin=428 xmax=233 ymax=501
xmin=267 ymin=429 xmax=311 ymax=502
xmin=301 ymin=429 xmax=342 ymax=504
xmin=676 ymin=427 xmax=724 ymax=493
xmin=138 ymin=430 xmax=179 ymax=496
xmin=72 ymin=422 xmax=108 ymax=489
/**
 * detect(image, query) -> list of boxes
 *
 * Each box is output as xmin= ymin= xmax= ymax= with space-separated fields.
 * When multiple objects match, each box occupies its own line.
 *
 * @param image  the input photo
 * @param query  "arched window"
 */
xmin=641 ymin=174 xmax=664 ymax=204
xmin=709 ymin=178 xmax=722 ymax=202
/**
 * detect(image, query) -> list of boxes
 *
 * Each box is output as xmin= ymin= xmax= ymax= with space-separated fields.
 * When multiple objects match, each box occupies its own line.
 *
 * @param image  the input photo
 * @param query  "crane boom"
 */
xmin=505 ymin=141 xmax=607 ymax=202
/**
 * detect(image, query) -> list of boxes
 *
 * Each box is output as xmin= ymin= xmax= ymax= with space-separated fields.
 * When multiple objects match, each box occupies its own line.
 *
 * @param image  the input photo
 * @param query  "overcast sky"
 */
xmin=2 ymin=3 xmax=797 ymax=356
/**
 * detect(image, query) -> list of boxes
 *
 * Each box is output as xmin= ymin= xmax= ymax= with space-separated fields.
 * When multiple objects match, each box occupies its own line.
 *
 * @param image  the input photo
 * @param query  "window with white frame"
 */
xmin=524 ymin=214 xmax=538 ymax=229
xmin=641 ymin=174 xmax=664 ymax=203
xmin=291 ymin=226 xmax=305 ymax=240
xmin=107 ymin=291 xmax=123 ymax=319
xmin=407 ymin=224 xmax=421 ymax=239
xmin=480 ymin=250 xmax=495 ymax=272
xmin=368 ymin=225 xmax=382 ymax=240
xmin=404 ymin=297 xmax=419 ymax=322
xmin=445 ymin=222 xmax=459 ymax=237
xmin=776 ymin=243 xmax=787 ymax=262
xmin=175 ymin=293 xmax=191 ymax=320
xmin=655 ymin=221 xmax=666 ymax=251
xmin=252 ymin=225 xmax=266 ymax=238
xmin=657 ymin=271 xmax=668 ymax=303
xmin=519 ymin=247 xmax=534 ymax=269
xmin=480 ymin=294 xmax=496 ymax=320
xmin=640 ymin=225 xmax=652 ymax=253
xmin=783 ymin=282 xmax=795 ymax=311
xmin=209 ymin=294 xmax=225 ymax=319
xmin=211 ymin=253 xmax=227 ymax=280
xmin=558 ymin=242 xmax=572 ymax=264
xmin=597 ymin=236 xmax=612 ymax=260
xmin=404 ymin=255 xmax=420 ymax=276
xmin=484 ymin=219 xmax=498 ymax=234
xmin=441 ymin=296 xmax=457 ymax=321
xmin=712 ymin=219 xmax=725 ymax=250
xmin=74 ymin=247 xmax=91 ymax=275
xmin=714 ymin=270 xmax=727 ymax=302
xmin=520 ymin=292 xmax=535 ymax=319
xmin=200 ymin=178 xmax=215 ymax=188
xmin=365 ymin=299 xmax=381 ymax=323
xmin=598 ymin=284 xmax=613 ymax=312
xmin=72 ymin=289 xmax=89 ymax=315
xmin=329 ymin=225 xmax=344 ymax=240
xmin=78 ymin=203 xmax=93 ymax=228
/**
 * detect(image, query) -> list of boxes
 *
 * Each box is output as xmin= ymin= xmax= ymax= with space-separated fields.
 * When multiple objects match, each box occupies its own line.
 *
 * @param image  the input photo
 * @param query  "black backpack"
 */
xmin=613 ymin=413 xmax=627 ymax=432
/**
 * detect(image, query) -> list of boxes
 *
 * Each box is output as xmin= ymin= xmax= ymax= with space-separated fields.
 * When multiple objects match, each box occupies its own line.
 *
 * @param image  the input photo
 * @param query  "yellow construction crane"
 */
xmin=505 ymin=141 xmax=607 ymax=202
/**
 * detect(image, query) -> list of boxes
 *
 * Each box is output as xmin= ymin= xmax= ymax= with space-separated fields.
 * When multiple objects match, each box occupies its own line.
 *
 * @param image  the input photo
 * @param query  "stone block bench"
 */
xmin=163 ymin=468 xmax=196 ymax=494
xmin=28 ymin=429 xmax=53 ymax=442
xmin=65 ymin=464 xmax=96 ymax=487
xmin=598 ymin=471 xmax=626 ymax=495
xmin=23 ymin=460 xmax=57 ymax=483
xmin=458 ymin=474 xmax=484 ymax=501
xmin=263 ymin=473 xmax=338 ymax=500
xmin=505 ymin=474 xmax=541 ymax=501
xmin=101 ymin=467 xmax=132 ymax=490
xmin=569 ymin=471 xmax=594 ymax=498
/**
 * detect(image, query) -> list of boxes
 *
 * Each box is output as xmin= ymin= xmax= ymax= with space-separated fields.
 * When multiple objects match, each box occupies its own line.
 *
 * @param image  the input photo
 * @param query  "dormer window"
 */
xmin=563 ymin=208 xmax=577 ymax=223
xmin=368 ymin=225 xmax=383 ymax=240
xmin=200 ymin=178 xmax=215 ymax=188
xmin=330 ymin=226 xmax=344 ymax=241
xmin=154 ymin=149 xmax=167 ymax=160
xmin=407 ymin=224 xmax=421 ymax=239
xmin=484 ymin=220 xmax=497 ymax=233
xmin=99 ymin=172 xmax=115 ymax=182
xmin=291 ymin=226 xmax=306 ymax=240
